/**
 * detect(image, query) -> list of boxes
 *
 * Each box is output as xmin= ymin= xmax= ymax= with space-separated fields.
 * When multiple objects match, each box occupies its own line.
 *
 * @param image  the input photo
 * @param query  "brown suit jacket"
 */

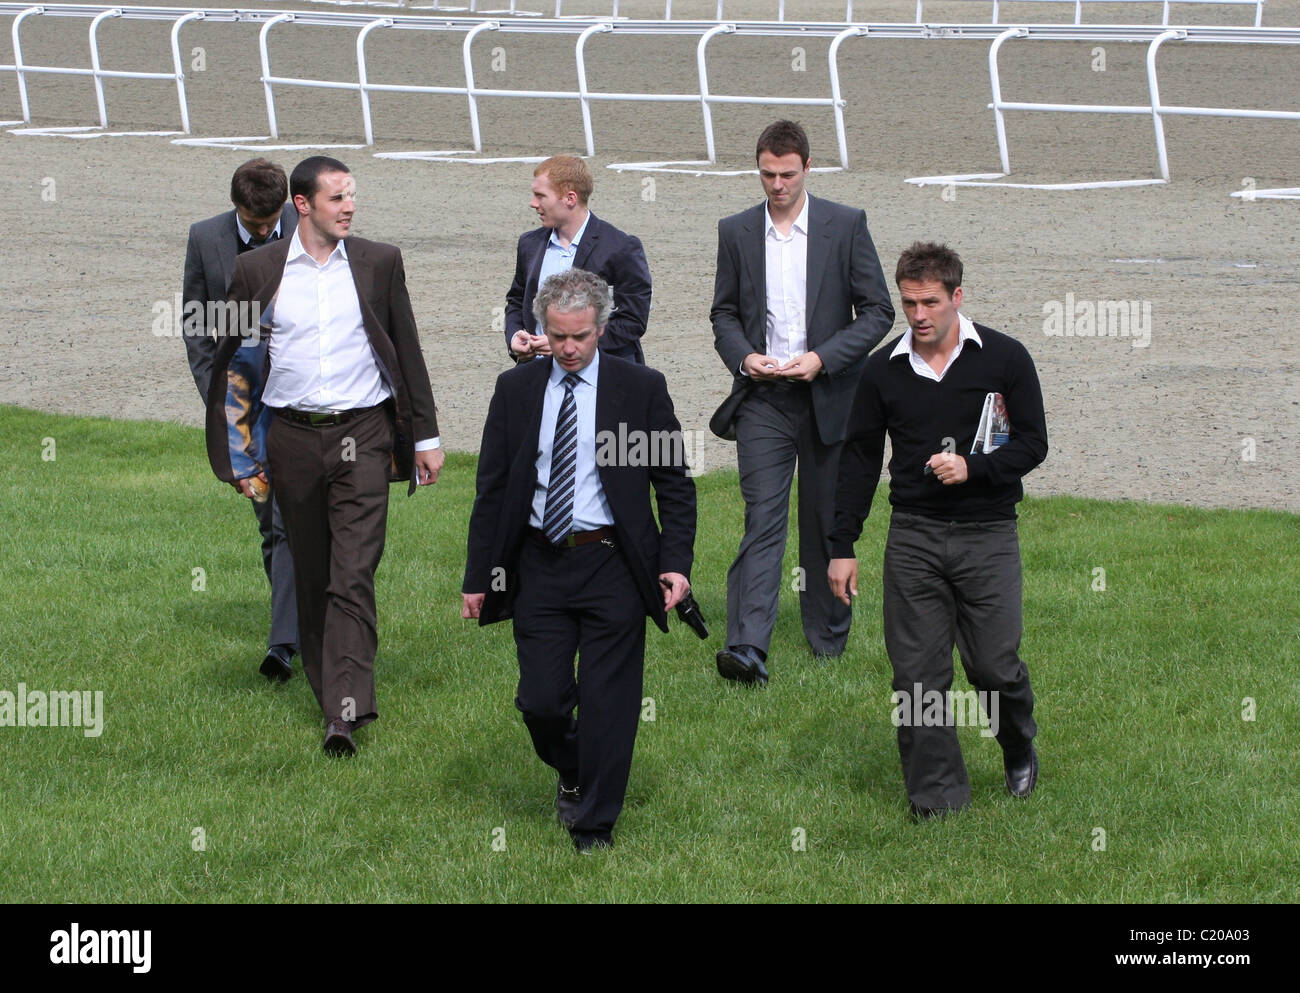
xmin=205 ymin=234 xmax=439 ymax=496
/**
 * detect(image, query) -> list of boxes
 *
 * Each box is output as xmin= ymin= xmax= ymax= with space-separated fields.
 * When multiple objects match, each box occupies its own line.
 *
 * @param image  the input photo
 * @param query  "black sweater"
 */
xmin=830 ymin=322 xmax=1048 ymax=556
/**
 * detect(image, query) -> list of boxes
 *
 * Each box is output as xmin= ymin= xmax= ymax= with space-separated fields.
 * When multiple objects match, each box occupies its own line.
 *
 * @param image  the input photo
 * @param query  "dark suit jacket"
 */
xmin=462 ymin=355 xmax=696 ymax=633
xmin=182 ymin=203 xmax=300 ymax=400
xmin=204 ymin=236 xmax=439 ymax=497
xmin=709 ymin=195 xmax=895 ymax=445
xmin=504 ymin=212 xmax=652 ymax=363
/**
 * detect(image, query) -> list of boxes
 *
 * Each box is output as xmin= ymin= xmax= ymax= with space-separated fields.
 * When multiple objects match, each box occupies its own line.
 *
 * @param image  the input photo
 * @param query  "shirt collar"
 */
xmin=549 ymin=347 xmax=600 ymax=390
xmin=548 ymin=210 xmax=591 ymax=252
xmin=286 ymin=226 xmax=347 ymax=265
xmin=890 ymin=311 xmax=982 ymax=360
xmin=764 ymin=192 xmax=811 ymax=239
xmin=235 ymin=213 xmax=282 ymax=245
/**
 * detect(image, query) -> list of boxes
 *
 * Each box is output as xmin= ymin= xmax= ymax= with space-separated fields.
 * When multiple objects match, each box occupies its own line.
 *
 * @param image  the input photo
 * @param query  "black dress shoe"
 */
xmin=556 ymin=777 xmax=581 ymax=828
xmin=910 ymin=802 xmax=967 ymax=822
xmin=323 ymin=719 xmax=356 ymax=757
xmin=715 ymin=644 xmax=769 ymax=686
xmin=259 ymin=650 xmax=292 ymax=683
xmin=1004 ymin=743 xmax=1038 ymax=797
xmin=572 ymin=831 xmax=613 ymax=854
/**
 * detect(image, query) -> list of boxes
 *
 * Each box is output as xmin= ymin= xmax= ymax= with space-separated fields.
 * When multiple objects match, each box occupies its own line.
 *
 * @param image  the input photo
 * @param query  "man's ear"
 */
xmin=293 ymin=193 xmax=310 ymax=216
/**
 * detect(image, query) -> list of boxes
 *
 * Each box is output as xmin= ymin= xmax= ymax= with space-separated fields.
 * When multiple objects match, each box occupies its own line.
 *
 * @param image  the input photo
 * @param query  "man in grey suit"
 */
xmin=182 ymin=158 xmax=300 ymax=682
xmin=710 ymin=120 xmax=895 ymax=685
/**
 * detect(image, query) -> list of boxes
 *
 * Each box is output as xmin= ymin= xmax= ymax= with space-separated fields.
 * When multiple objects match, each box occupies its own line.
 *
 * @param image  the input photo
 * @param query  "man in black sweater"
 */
xmin=828 ymin=242 xmax=1048 ymax=819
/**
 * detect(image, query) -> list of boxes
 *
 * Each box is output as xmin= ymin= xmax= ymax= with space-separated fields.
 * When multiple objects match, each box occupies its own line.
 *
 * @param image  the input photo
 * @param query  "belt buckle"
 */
xmin=308 ymin=411 xmax=338 ymax=426
xmin=600 ymin=535 xmax=615 ymax=548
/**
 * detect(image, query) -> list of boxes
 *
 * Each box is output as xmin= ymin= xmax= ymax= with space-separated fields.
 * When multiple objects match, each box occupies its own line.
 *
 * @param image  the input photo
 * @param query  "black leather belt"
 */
xmin=276 ymin=404 xmax=381 ymax=426
xmin=529 ymin=526 xmax=616 ymax=549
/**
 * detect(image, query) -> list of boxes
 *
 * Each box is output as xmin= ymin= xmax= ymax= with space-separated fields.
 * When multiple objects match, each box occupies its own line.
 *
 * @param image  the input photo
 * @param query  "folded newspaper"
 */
xmin=970 ymin=392 xmax=1011 ymax=455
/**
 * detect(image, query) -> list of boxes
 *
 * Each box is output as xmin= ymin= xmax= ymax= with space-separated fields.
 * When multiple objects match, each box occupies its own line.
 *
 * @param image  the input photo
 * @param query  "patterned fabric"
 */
xmin=542 ymin=373 xmax=580 ymax=543
xmin=223 ymin=306 xmax=273 ymax=482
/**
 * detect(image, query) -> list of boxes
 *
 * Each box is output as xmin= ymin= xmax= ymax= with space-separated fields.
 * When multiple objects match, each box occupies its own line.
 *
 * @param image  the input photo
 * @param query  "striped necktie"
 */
xmin=542 ymin=373 xmax=581 ymax=544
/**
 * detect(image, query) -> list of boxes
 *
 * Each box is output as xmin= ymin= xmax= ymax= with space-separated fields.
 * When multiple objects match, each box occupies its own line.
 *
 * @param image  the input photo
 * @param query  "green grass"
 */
xmin=1 ymin=404 xmax=1295 ymax=902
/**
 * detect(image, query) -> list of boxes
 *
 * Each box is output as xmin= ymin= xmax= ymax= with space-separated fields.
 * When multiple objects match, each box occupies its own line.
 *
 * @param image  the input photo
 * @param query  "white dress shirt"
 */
xmin=263 ymin=229 xmax=440 ymax=450
xmin=263 ymin=229 xmax=389 ymax=413
xmin=763 ymin=193 xmax=810 ymax=364
xmin=890 ymin=312 xmax=983 ymax=382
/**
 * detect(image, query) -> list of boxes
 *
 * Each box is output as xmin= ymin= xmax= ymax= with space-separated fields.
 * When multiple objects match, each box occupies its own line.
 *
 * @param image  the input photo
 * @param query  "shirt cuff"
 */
xmin=415 ymin=437 xmax=441 ymax=452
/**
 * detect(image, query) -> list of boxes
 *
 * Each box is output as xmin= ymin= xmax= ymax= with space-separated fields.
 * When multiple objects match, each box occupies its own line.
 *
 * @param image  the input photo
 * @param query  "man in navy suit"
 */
xmin=503 ymin=155 xmax=652 ymax=364
xmin=709 ymin=120 xmax=895 ymax=685
xmin=464 ymin=269 xmax=696 ymax=852
xmin=182 ymin=158 xmax=300 ymax=683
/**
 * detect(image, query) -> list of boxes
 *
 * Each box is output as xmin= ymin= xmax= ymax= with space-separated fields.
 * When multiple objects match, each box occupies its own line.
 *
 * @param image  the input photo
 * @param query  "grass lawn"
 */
xmin=1 ymin=404 xmax=1295 ymax=902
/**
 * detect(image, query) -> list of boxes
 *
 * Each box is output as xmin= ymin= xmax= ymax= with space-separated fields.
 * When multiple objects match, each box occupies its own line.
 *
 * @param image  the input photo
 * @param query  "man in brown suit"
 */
xmin=205 ymin=156 xmax=443 ymax=755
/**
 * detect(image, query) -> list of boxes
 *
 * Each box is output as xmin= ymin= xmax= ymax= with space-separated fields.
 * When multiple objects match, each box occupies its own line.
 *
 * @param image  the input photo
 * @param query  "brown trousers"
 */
xmin=267 ymin=405 xmax=392 ymax=728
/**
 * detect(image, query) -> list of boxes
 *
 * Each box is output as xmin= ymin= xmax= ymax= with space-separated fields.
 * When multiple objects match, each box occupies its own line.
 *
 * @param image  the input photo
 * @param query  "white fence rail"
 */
xmin=912 ymin=0 xmax=1265 ymax=27
xmin=0 ymin=4 xmax=1296 ymax=191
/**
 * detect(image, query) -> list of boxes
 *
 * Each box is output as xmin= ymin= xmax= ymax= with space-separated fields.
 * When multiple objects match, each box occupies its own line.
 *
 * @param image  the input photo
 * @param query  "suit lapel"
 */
xmin=741 ymin=205 xmax=767 ymax=345
xmin=217 ymin=211 xmax=240 ymax=296
xmin=572 ymin=212 xmax=599 ymax=271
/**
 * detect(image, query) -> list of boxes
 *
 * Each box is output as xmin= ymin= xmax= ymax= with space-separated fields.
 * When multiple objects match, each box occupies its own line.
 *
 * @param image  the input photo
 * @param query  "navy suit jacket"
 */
xmin=709 ymin=195 xmax=895 ymax=446
xmin=504 ymin=212 xmax=652 ymax=363
xmin=462 ymin=354 xmax=696 ymax=632
xmin=181 ymin=203 xmax=299 ymax=400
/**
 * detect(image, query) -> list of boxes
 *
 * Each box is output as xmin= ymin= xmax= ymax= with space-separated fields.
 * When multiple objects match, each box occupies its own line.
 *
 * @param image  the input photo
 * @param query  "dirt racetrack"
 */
xmin=2 ymin=0 xmax=1297 ymax=510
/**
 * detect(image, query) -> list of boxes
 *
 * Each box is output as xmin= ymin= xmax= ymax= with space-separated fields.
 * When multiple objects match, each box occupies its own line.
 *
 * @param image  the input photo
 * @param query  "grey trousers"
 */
xmin=251 ymin=492 xmax=298 ymax=657
xmin=882 ymin=512 xmax=1037 ymax=812
xmin=727 ymin=384 xmax=850 ymax=656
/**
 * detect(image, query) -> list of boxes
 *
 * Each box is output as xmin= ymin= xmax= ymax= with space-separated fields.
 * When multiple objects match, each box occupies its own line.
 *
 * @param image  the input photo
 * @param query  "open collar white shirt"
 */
xmin=763 ymin=192 xmax=810 ymax=364
xmin=262 ymin=228 xmax=391 ymax=414
xmin=890 ymin=311 xmax=983 ymax=383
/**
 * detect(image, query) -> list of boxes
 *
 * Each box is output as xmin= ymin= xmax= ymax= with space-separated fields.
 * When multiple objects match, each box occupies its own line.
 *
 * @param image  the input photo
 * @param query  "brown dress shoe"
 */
xmin=323 ymin=719 xmax=356 ymax=756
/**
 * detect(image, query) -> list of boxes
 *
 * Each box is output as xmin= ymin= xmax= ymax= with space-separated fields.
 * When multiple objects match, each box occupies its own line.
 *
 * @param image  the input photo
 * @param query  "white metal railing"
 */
xmin=913 ymin=0 xmax=1265 ymax=27
xmin=0 ymin=5 xmax=1296 ymax=187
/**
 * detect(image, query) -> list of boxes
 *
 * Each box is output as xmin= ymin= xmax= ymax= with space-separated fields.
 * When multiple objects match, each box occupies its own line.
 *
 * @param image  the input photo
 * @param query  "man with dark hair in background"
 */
xmin=504 ymin=155 xmax=652 ymax=364
xmin=182 ymin=157 xmax=300 ymax=682
xmin=207 ymin=156 xmax=444 ymax=756
xmin=829 ymin=242 xmax=1047 ymax=819
xmin=709 ymin=120 xmax=894 ymax=685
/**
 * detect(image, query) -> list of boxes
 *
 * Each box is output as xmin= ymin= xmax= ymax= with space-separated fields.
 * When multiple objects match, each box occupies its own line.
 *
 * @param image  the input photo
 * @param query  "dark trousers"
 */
xmin=512 ymin=536 xmax=646 ymax=838
xmin=251 ymin=492 xmax=298 ymax=655
xmin=882 ymin=512 xmax=1037 ymax=811
xmin=728 ymin=384 xmax=850 ymax=655
xmin=267 ymin=406 xmax=392 ymax=728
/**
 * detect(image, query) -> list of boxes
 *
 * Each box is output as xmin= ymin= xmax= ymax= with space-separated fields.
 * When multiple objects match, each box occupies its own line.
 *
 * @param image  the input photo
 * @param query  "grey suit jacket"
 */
xmin=709 ymin=195 xmax=895 ymax=445
xmin=181 ymin=203 xmax=299 ymax=400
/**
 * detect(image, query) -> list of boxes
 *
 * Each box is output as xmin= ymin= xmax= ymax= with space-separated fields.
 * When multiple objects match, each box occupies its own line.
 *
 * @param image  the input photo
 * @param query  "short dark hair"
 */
xmin=756 ymin=120 xmax=810 ymax=166
xmin=290 ymin=156 xmax=351 ymax=202
xmin=230 ymin=158 xmax=287 ymax=217
xmin=895 ymin=241 xmax=964 ymax=295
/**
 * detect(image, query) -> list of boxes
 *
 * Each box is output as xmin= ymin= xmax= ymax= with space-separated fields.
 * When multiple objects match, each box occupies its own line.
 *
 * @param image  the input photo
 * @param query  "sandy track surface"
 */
xmin=2 ymin=0 xmax=1297 ymax=509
